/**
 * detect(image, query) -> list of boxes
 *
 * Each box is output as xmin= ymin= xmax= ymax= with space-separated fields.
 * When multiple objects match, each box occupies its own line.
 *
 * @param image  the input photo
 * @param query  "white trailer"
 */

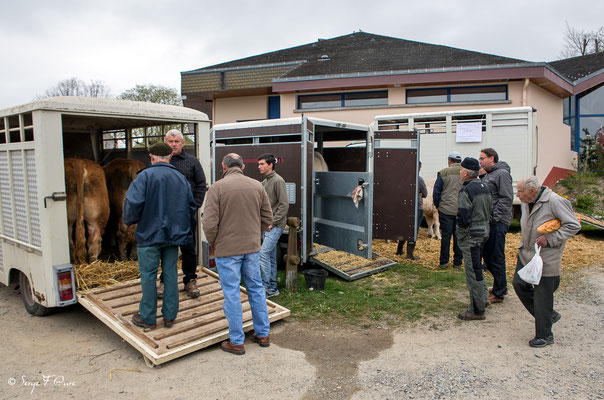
xmin=0 ymin=97 xmax=210 ymax=313
xmin=372 ymin=106 xmax=538 ymax=202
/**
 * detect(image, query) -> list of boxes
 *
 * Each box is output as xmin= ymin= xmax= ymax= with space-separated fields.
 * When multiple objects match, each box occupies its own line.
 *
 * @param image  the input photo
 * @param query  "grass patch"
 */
xmin=272 ymin=263 xmax=471 ymax=326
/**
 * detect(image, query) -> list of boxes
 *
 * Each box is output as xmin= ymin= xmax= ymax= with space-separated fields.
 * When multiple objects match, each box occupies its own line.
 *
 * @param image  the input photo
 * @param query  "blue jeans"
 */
xmin=137 ymin=244 xmax=179 ymax=324
xmin=216 ymin=252 xmax=270 ymax=345
xmin=259 ymin=227 xmax=283 ymax=295
xmin=483 ymin=221 xmax=510 ymax=298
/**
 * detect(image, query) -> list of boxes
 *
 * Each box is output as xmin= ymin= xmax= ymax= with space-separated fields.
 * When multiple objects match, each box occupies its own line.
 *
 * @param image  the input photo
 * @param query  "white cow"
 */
xmin=423 ymin=180 xmax=441 ymax=240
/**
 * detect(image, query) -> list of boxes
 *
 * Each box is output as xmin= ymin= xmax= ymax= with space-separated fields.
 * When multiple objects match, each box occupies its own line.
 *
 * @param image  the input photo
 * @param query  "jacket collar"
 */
xmin=223 ymin=167 xmax=243 ymax=178
xmin=264 ymin=170 xmax=276 ymax=179
xmin=528 ymin=187 xmax=551 ymax=216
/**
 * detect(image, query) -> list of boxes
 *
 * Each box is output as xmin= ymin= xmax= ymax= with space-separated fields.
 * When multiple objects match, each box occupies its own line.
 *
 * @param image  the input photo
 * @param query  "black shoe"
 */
xmin=552 ymin=312 xmax=561 ymax=324
xmin=529 ymin=334 xmax=554 ymax=347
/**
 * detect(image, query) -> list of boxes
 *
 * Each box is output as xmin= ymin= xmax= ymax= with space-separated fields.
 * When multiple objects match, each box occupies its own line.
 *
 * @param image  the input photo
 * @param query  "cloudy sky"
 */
xmin=1 ymin=0 xmax=602 ymax=109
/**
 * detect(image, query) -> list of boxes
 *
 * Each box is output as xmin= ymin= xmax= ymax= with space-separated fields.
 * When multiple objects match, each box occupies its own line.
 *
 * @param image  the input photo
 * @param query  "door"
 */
xmin=372 ymin=130 xmax=419 ymax=241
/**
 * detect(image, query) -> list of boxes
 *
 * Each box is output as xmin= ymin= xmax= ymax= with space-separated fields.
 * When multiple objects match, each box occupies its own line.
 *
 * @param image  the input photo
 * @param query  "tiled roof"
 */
xmin=548 ymin=51 xmax=604 ymax=82
xmin=182 ymin=32 xmax=529 ymax=92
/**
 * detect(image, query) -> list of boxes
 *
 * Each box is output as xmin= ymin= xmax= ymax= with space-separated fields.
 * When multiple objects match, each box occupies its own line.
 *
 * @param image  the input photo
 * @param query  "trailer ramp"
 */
xmin=77 ymin=268 xmax=289 ymax=366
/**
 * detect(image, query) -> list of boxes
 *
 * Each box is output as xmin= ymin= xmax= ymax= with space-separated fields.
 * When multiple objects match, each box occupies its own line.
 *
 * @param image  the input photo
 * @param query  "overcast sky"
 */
xmin=1 ymin=0 xmax=602 ymax=109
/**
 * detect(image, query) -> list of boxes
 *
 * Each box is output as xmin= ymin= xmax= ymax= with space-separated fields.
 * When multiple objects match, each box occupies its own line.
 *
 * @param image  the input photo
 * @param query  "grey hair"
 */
xmin=165 ymin=129 xmax=184 ymax=141
xmin=223 ymin=153 xmax=243 ymax=168
xmin=463 ymin=168 xmax=479 ymax=178
xmin=523 ymin=176 xmax=541 ymax=191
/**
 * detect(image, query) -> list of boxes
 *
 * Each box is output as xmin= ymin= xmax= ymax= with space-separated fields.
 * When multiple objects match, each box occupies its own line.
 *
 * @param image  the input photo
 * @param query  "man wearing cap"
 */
xmin=433 ymin=151 xmax=464 ymax=269
xmin=479 ymin=148 xmax=514 ymax=303
xmin=457 ymin=157 xmax=492 ymax=320
xmin=123 ymin=142 xmax=197 ymax=329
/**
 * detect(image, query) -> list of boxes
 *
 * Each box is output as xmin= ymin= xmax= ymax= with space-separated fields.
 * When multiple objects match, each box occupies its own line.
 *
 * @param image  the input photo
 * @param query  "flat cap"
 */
xmin=149 ymin=142 xmax=173 ymax=157
xmin=461 ymin=157 xmax=480 ymax=171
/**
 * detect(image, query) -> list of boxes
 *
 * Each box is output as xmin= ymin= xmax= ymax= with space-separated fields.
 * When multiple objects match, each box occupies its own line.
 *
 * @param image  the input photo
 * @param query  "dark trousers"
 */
xmin=483 ymin=221 xmax=509 ymax=298
xmin=460 ymin=236 xmax=488 ymax=314
xmin=160 ymin=218 xmax=198 ymax=285
xmin=512 ymin=259 xmax=560 ymax=338
xmin=439 ymin=213 xmax=462 ymax=266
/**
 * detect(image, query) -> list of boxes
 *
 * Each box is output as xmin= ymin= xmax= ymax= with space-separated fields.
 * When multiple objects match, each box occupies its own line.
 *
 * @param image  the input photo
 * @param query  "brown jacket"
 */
xmin=518 ymin=187 xmax=580 ymax=277
xmin=202 ymin=167 xmax=273 ymax=257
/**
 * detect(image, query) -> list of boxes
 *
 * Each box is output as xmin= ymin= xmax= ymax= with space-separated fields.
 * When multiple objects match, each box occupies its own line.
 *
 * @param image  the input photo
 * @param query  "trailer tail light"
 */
xmin=57 ymin=271 xmax=74 ymax=301
xmin=209 ymin=246 xmax=216 ymax=268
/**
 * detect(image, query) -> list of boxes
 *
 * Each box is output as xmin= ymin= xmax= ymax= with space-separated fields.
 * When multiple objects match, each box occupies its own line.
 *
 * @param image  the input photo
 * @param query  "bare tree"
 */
xmin=118 ymin=84 xmax=182 ymax=106
xmin=37 ymin=77 xmax=111 ymax=99
xmin=561 ymin=22 xmax=604 ymax=58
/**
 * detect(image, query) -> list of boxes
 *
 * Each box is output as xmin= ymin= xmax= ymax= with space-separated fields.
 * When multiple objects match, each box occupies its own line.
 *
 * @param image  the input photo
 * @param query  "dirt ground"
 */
xmin=1 ymin=260 xmax=602 ymax=399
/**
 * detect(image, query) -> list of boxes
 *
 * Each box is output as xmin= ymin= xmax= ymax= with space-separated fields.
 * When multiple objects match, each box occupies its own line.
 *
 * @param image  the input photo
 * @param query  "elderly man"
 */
xmin=512 ymin=176 xmax=580 ymax=347
xmin=433 ymin=151 xmax=464 ymax=269
xmin=202 ymin=153 xmax=273 ymax=355
xmin=456 ymin=157 xmax=492 ymax=321
xmin=158 ymin=129 xmax=207 ymax=298
xmin=479 ymin=147 xmax=513 ymax=303
xmin=258 ymin=153 xmax=289 ymax=298
xmin=123 ymin=142 xmax=197 ymax=329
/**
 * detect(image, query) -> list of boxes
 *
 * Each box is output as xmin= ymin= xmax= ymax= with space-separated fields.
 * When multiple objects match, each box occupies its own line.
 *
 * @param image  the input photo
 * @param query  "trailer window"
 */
xmin=413 ymin=117 xmax=447 ymax=134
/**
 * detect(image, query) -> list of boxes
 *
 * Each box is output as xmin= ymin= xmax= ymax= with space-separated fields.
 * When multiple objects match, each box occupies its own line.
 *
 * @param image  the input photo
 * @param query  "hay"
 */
xmin=373 ymin=227 xmax=604 ymax=277
xmin=74 ymin=260 xmax=140 ymax=291
xmin=312 ymin=244 xmax=393 ymax=274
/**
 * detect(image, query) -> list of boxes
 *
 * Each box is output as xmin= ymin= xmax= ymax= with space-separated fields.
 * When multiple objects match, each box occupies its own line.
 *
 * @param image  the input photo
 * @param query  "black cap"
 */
xmin=149 ymin=142 xmax=173 ymax=157
xmin=461 ymin=157 xmax=480 ymax=171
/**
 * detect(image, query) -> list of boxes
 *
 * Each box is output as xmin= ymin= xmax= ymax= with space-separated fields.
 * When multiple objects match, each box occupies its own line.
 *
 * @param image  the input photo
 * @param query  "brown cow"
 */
xmin=424 ymin=180 xmax=441 ymax=240
xmin=64 ymin=158 xmax=110 ymax=264
xmin=103 ymin=159 xmax=146 ymax=260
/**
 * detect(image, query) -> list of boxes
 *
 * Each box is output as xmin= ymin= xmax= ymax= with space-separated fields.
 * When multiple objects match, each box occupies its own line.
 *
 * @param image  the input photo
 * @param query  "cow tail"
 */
xmin=74 ymin=160 xmax=88 ymax=264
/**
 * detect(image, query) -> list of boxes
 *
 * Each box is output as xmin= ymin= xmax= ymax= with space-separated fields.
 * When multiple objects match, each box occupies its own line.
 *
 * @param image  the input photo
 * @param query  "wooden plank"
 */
xmin=76 ymin=267 xmax=290 ymax=365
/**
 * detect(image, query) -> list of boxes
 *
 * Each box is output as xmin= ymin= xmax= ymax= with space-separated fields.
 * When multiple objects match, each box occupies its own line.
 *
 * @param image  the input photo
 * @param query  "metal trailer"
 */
xmin=0 ymin=97 xmax=290 ymax=365
xmin=210 ymin=116 xmax=419 ymax=276
xmin=373 ymin=106 xmax=538 ymax=203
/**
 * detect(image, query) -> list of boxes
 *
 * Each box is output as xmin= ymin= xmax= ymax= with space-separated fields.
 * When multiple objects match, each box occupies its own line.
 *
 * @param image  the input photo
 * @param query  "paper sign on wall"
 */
xmin=456 ymin=122 xmax=482 ymax=143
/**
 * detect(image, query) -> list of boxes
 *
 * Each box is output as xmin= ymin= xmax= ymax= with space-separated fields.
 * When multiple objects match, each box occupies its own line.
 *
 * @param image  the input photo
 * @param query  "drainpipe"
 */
xmin=521 ymin=78 xmax=529 ymax=106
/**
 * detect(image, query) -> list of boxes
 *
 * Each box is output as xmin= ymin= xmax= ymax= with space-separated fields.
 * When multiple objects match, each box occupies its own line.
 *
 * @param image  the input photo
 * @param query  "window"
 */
xmin=407 ymin=85 xmax=508 ymax=104
xmin=102 ymin=123 xmax=195 ymax=150
xmin=298 ymin=91 xmax=387 ymax=109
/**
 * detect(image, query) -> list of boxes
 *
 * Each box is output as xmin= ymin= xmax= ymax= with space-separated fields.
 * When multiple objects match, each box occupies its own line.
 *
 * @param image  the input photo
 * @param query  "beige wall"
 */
xmin=214 ymin=95 xmax=268 ymax=124
xmin=525 ymin=83 xmax=575 ymax=178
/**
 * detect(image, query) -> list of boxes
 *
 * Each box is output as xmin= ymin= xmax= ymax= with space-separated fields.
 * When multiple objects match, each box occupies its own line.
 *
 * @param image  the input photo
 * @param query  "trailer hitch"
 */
xmin=44 ymin=192 xmax=67 ymax=208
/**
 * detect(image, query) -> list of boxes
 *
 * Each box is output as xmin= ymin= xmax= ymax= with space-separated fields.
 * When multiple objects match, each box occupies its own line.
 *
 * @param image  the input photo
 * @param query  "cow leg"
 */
xmin=434 ymin=213 xmax=442 ymax=240
xmin=86 ymin=222 xmax=104 ymax=262
xmin=116 ymin=222 xmax=128 ymax=261
xmin=426 ymin=216 xmax=435 ymax=238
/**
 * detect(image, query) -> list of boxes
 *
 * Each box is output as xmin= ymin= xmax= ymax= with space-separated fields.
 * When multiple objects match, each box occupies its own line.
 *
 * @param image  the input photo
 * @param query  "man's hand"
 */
xmin=535 ymin=235 xmax=549 ymax=247
xmin=266 ymin=224 xmax=272 ymax=231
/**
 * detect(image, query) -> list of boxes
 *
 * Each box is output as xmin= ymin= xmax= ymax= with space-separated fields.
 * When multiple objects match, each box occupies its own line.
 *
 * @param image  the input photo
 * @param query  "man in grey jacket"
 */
xmin=479 ymin=148 xmax=514 ymax=303
xmin=512 ymin=176 xmax=580 ymax=347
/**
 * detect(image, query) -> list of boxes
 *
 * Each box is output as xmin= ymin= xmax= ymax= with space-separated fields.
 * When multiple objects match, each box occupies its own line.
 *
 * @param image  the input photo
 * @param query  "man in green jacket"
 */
xmin=456 ymin=157 xmax=493 ymax=321
xmin=258 ymin=153 xmax=289 ymax=298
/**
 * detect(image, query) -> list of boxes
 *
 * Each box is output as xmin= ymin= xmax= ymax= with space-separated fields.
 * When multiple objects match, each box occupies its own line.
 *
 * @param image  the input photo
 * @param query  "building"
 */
xmin=181 ymin=31 xmax=604 ymax=179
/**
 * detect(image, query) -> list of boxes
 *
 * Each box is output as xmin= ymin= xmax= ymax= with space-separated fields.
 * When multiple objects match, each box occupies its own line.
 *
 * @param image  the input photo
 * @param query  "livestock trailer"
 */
xmin=0 ymin=97 xmax=289 ymax=365
xmin=373 ymin=107 xmax=538 ymax=202
xmin=210 ymin=117 xmax=419 ymax=275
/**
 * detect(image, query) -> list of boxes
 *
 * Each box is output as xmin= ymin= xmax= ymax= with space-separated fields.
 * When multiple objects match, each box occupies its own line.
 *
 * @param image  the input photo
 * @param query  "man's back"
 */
xmin=436 ymin=163 xmax=463 ymax=215
xmin=202 ymin=168 xmax=272 ymax=257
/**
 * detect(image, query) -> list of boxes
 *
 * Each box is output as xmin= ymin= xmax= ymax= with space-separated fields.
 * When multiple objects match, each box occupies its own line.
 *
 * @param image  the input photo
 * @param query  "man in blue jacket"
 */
xmin=123 ymin=142 xmax=197 ymax=329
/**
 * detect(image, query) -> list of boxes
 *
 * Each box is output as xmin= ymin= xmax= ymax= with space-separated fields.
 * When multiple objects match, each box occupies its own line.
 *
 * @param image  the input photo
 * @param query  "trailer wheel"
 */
xmin=19 ymin=272 xmax=52 ymax=316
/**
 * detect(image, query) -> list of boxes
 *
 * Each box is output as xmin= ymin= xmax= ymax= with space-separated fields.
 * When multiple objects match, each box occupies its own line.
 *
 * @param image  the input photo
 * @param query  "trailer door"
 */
xmin=372 ymin=130 xmax=419 ymax=242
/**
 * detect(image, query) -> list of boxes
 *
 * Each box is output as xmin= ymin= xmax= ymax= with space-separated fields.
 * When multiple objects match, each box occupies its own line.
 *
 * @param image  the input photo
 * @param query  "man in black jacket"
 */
xmin=157 ymin=129 xmax=207 ymax=298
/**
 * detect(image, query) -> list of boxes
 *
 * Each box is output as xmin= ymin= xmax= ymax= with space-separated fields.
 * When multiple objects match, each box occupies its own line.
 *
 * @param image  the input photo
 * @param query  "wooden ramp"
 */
xmin=76 ymin=267 xmax=290 ymax=366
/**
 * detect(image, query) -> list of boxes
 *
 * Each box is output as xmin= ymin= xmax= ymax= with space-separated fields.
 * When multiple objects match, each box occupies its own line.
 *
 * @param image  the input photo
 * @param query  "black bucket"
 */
xmin=303 ymin=269 xmax=328 ymax=290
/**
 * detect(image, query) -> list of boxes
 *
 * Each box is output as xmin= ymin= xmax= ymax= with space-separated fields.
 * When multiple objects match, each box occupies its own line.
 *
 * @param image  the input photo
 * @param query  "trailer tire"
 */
xmin=19 ymin=271 xmax=53 ymax=316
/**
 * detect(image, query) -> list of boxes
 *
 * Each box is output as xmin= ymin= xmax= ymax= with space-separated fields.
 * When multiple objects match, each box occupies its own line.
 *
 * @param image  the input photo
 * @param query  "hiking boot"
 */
xmin=157 ymin=282 xmax=164 ymax=299
xmin=438 ymin=264 xmax=447 ymax=269
xmin=164 ymin=318 xmax=175 ymax=328
xmin=406 ymin=242 xmax=419 ymax=260
xmin=457 ymin=311 xmax=486 ymax=321
xmin=488 ymin=294 xmax=503 ymax=304
xmin=252 ymin=333 xmax=270 ymax=347
xmin=552 ymin=312 xmax=561 ymax=324
xmin=488 ymin=287 xmax=509 ymax=296
xmin=221 ymin=340 xmax=245 ymax=355
xmin=529 ymin=334 xmax=554 ymax=348
xmin=132 ymin=313 xmax=156 ymax=329
xmin=453 ymin=264 xmax=462 ymax=269
xmin=185 ymin=279 xmax=201 ymax=298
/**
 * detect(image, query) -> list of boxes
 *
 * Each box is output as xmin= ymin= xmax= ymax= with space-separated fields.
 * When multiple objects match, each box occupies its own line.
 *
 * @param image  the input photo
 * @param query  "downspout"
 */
xmin=521 ymin=78 xmax=529 ymax=106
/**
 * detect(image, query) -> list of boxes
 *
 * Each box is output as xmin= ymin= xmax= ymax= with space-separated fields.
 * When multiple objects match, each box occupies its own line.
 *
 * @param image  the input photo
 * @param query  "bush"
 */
xmin=575 ymin=194 xmax=596 ymax=214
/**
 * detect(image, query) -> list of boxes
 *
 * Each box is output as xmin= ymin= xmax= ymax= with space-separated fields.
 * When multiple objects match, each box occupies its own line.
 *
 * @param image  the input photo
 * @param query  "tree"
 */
xmin=561 ymin=22 xmax=604 ymax=58
xmin=118 ymin=84 xmax=182 ymax=106
xmin=37 ymin=77 xmax=111 ymax=99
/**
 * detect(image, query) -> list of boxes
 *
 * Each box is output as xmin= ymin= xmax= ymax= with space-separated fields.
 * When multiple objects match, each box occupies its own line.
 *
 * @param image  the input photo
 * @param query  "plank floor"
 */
xmin=77 ymin=267 xmax=290 ymax=365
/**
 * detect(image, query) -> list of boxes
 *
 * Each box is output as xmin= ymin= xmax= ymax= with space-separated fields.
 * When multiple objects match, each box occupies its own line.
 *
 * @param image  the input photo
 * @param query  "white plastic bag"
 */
xmin=518 ymin=243 xmax=543 ymax=285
